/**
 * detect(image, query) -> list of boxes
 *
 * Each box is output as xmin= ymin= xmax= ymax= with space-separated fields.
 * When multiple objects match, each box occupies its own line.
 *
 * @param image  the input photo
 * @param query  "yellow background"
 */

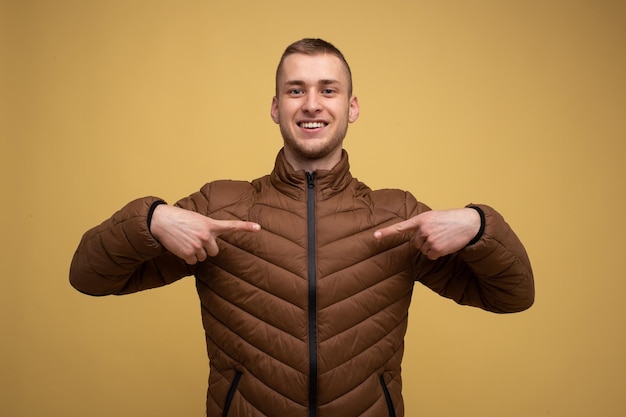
xmin=2 ymin=1 xmax=625 ymax=416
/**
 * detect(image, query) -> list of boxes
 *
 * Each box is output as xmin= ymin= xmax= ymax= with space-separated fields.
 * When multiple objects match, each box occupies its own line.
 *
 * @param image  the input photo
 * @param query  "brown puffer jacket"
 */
xmin=70 ymin=150 xmax=534 ymax=417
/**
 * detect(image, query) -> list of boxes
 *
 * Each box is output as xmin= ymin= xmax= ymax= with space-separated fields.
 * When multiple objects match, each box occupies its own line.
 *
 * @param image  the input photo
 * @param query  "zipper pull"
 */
xmin=306 ymin=172 xmax=316 ymax=189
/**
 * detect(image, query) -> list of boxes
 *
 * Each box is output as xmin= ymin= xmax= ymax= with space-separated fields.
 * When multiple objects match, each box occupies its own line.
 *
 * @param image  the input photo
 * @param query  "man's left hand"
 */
xmin=374 ymin=208 xmax=481 ymax=260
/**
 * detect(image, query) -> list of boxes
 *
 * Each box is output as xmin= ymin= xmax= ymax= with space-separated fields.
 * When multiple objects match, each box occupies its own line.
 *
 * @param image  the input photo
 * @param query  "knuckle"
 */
xmin=190 ymin=241 xmax=203 ymax=251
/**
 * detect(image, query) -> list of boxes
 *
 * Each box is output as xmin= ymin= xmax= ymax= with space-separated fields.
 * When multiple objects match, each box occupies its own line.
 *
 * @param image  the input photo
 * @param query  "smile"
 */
xmin=298 ymin=122 xmax=327 ymax=129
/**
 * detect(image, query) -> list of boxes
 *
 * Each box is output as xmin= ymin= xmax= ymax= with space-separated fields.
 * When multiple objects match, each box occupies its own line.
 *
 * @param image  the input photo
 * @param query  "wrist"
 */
xmin=465 ymin=205 xmax=485 ymax=246
xmin=147 ymin=200 xmax=167 ymax=237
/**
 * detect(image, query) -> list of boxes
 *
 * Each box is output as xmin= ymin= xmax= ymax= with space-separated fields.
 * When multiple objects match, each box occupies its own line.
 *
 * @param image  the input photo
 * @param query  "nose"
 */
xmin=302 ymin=92 xmax=321 ymax=113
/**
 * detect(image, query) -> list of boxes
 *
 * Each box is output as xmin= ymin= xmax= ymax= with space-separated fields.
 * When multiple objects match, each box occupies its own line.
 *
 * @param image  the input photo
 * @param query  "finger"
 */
xmin=374 ymin=218 xmax=419 ymax=240
xmin=414 ymin=234 xmax=427 ymax=251
xmin=213 ymin=219 xmax=261 ymax=236
xmin=196 ymin=249 xmax=208 ymax=262
xmin=424 ymin=247 xmax=441 ymax=261
xmin=184 ymin=255 xmax=199 ymax=265
xmin=420 ymin=237 xmax=446 ymax=260
xmin=420 ymin=242 xmax=436 ymax=259
xmin=204 ymin=239 xmax=221 ymax=257
xmin=198 ymin=220 xmax=261 ymax=259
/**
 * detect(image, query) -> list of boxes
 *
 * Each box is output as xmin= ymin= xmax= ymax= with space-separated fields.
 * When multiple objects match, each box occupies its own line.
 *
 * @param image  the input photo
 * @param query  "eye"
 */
xmin=321 ymin=88 xmax=335 ymax=95
xmin=289 ymin=88 xmax=304 ymax=95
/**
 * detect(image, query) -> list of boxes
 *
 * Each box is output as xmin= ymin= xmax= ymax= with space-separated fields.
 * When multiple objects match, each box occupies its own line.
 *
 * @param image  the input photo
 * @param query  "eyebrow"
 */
xmin=283 ymin=79 xmax=341 ymax=87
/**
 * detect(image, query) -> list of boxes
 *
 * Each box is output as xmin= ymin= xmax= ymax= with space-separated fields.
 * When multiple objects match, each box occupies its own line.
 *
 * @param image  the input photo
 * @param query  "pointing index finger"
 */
xmin=213 ymin=219 xmax=262 ymax=236
xmin=227 ymin=220 xmax=261 ymax=232
xmin=374 ymin=218 xmax=418 ymax=240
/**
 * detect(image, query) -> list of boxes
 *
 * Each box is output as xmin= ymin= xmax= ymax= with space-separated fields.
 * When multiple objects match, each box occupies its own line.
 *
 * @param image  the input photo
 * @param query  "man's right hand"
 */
xmin=150 ymin=204 xmax=261 ymax=264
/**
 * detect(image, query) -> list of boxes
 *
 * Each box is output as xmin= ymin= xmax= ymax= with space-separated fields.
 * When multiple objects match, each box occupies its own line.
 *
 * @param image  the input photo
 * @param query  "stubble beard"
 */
xmin=280 ymin=123 xmax=348 ymax=165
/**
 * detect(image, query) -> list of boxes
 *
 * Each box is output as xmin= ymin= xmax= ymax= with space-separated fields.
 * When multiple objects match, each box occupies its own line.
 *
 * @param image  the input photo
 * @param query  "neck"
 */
xmin=283 ymin=147 xmax=342 ymax=173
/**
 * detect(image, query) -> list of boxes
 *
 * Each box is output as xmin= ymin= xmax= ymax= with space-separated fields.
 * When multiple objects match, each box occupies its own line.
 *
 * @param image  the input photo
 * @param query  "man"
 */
xmin=70 ymin=38 xmax=534 ymax=417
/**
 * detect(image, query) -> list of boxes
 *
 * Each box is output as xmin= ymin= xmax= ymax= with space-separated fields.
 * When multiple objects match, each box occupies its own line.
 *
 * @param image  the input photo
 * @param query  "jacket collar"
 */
xmin=270 ymin=148 xmax=354 ymax=200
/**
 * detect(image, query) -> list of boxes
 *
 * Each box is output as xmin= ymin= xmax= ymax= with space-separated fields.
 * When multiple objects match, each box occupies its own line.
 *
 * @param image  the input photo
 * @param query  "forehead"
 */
xmin=277 ymin=53 xmax=350 ymax=86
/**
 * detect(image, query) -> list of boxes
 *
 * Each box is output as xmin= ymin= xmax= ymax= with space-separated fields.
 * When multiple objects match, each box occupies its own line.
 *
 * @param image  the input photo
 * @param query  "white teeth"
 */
xmin=300 ymin=122 xmax=325 ymax=129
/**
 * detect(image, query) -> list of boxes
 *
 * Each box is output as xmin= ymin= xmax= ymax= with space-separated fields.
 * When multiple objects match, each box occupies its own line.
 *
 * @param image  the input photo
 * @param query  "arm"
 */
xmin=375 ymin=204 xmax=534 ymax=313
xmin=69 ymin=197 xmax=190 ymax=296
xmin=451 ymin=204 xmax=534 ymax=312
xmin=69 ymin=194 xmax=260 ymax=296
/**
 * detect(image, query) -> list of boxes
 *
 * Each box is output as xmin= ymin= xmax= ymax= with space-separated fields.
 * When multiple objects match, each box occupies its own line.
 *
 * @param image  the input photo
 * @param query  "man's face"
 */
xmin=271 ymin=53 xmax=359 ymax=171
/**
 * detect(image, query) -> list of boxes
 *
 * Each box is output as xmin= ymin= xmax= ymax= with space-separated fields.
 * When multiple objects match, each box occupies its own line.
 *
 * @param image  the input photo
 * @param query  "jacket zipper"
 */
xmin=379 ymin=374 xmax=397 ymax=417
xmin=222 ymin=370 xmax=242 ymax=417
xmin=306 ymin=171 xmax=318 ymax=417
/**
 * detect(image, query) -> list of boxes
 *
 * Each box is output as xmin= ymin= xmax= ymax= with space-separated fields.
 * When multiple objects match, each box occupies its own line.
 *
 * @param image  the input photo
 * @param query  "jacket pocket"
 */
xmin=223 ymin=370 xmax=242 ymax=417
xmin=379 ymin=374 xmax=397 ymax=417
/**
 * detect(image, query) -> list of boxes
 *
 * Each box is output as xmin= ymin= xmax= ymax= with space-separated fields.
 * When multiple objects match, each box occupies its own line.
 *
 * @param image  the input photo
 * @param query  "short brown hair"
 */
xmin=275 ymin=38 xmax=353 ymax=96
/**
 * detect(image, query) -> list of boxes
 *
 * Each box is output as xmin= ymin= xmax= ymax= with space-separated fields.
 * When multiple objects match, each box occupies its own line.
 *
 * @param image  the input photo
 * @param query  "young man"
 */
xmin=70 ymin=38 xmax=534 ymax=417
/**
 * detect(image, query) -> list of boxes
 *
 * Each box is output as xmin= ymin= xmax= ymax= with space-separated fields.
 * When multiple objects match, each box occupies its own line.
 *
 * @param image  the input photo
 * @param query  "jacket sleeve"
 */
xmin=414 ymin=204 xmax=535 ymax=313
xmin=69 ymin=196 xmax=193 ymax=296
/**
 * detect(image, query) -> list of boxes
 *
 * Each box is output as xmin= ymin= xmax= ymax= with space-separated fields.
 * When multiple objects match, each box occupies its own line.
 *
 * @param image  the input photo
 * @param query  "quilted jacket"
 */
xmin=70 ymin=150 xmax=534 ymax=417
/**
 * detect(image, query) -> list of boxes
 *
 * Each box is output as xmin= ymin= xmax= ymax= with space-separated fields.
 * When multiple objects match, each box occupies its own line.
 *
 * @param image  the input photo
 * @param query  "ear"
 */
xmin=270 ymin=96 xmax=279 ymax=124
xmin=348 ymin=96 xmax=360 ymax=123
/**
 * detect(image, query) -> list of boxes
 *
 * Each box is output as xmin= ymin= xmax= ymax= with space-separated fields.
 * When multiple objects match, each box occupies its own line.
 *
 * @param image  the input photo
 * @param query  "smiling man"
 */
xmin=271 ymin=46 xmax=359 ymax=171
xmin=70 ymin=38 xmax=534 ymax=417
